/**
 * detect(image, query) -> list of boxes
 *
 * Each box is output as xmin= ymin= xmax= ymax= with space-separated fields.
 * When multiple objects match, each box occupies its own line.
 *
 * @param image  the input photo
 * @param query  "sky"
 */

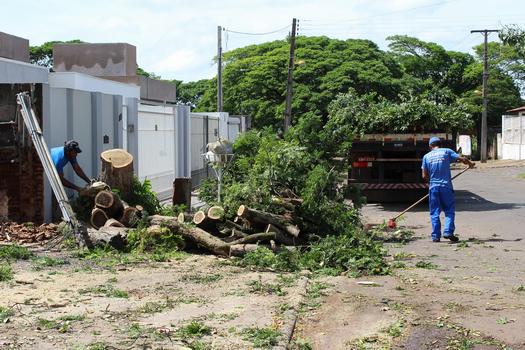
xmin=1 ymin=0 xmax=524 ymax=82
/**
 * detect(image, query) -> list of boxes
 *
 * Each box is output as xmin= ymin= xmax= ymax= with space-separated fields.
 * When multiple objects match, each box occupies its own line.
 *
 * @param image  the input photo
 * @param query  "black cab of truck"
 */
xmin=348 ymin=133 xmax=455 ymax=202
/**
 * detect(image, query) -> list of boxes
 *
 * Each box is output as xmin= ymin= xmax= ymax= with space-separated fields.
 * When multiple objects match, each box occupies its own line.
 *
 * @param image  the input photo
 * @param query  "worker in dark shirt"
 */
xmin=50 ymin=140 xmax=90 ymax=192
xmin=421 ymin=137 xmax=474 ymax=242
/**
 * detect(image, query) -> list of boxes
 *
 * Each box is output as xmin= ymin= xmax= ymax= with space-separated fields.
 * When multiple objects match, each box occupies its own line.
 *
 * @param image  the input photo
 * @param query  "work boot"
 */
xmin=444 ymin=235 xmax=459 ymax=242
xmin=432 ymin=238 xmax=440 ymax=242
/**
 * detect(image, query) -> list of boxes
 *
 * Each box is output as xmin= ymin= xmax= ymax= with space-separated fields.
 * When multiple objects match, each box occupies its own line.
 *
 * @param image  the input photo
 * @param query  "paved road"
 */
xmin=364 ymin=166 xmax=525 ymax=239
xmin=363 ymin=166 xmax=525 ymax=347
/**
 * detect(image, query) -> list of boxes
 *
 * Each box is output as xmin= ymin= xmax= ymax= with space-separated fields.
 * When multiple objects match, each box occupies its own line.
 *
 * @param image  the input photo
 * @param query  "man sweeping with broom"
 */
xmin=421 ymin=137 xmax=475 ymax=242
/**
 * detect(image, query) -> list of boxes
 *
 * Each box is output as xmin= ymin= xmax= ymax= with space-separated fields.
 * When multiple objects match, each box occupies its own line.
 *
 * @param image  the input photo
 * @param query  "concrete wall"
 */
xmin=502 ymin=114 xmax=525 ymax=160
xmin=0 ymin=31 xmax=29 ymax=62
xmin=54 ymin=43 xmax=137 ymax=78
xmin=43 ymin=86 xmax=129 ymax=221
xmin=139 ymin=76 xmax=176 ymax=103
xmin=137 ymin=103 xmax=176 ymax=199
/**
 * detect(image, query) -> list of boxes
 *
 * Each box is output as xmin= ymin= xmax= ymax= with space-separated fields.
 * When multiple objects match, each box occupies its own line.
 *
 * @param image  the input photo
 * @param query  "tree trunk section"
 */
xmin=207 ymin=206 xmax=225 ymax=221
xmin=120 ymin=206 xmax=139 ymax=227
xmin=90 ymin=208 xmax=109 ymax=229
xmin=265 ymin=224 xmax=297 ymax=246
xmin=148 ymin=215 xmax=230 ymax=256
xmin=100 ymin=149 xmax=134 ymax=198
xmin=237 ymin=205 xmax=300 ymax=237
xmin=104 ymin=218 xmax=125 ymax=228
xmin=95 ymin=190 xmax=124 ymax=219
xmin=172 ymin=177 xmax=192 ymax=209
xmin=87 ymin=227 xmax=128 ymax=250
xmin=177 ymin=212 xmax=193 ymax=224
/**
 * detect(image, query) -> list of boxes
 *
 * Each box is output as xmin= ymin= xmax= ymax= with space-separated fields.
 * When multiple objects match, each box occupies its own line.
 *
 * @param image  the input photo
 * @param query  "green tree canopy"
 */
xmin=187 ymin=36 xmax=405 ymax=129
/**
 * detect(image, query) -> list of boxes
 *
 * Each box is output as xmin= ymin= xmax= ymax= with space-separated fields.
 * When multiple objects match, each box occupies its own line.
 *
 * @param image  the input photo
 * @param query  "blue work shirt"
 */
xmin=421 ymin=148 xmax=459 ymax=189
xmin=50 ymin=146 xmax=77 ymax=174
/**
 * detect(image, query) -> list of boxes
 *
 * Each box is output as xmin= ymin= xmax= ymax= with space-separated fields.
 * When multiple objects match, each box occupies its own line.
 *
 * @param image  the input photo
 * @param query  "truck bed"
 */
xmin=349 ymin=133 xmax=455 ymax=202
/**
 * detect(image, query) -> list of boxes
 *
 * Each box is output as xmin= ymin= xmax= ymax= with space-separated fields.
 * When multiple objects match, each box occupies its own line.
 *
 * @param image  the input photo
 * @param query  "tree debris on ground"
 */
xmin=0 ymin=222 xmax=58 ymax=244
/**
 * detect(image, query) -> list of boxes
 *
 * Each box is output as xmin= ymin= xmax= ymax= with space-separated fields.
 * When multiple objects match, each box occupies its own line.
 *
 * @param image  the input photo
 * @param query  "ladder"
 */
xmin=16 ymin=92 xmax=92 ymax=247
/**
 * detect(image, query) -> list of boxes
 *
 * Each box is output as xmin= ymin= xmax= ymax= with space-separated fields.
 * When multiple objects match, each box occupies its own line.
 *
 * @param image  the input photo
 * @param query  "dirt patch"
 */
xmin=0 ymin=250 xmax=303 ymax=349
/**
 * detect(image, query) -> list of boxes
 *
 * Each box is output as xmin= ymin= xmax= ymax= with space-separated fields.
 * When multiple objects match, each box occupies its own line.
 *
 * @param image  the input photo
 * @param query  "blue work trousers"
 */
xmin=429 ymin=186 xmax=455 ymax=240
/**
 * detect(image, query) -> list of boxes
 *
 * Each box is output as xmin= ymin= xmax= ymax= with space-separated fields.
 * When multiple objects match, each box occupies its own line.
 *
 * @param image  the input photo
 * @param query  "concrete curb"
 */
xmin=273 ymin=276 xmax=309 ymax=350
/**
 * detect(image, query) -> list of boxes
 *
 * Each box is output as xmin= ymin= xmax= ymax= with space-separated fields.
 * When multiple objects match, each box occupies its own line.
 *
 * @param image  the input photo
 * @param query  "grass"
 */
xmin=176 ymin=321 xmax=212 ymax=338
xmin=0 ymin=244 xmax=33 ymax=261
xmin=241 ymin=326 xmax=281 ymax=348
xmin=181 ymin=273 xmax=223 ymax=284
xmin=299 ymin=281 xmax=330 ymax=311
xmin=291 ymin=338 xmax=313 ymax=350
xmin=79 ymin=283 xmax=129 ymax=298
xmin=247 ymin=277 xmax=287 ymax=296
xmin=126 ymin=323 xmax=169 ymax=342
xmin=386 ymin=320 xmax=404 ymax=338
xmin=59 ymin=314 xmax=85 ymax=322
xmin=415 ymin=260 xmax=438 ymax=269
xmin=37 ymin=316 xmax=84 ymax=333
xmin=31 ymin=256 xmax=69 ymax=270
xmin=0 ymin=306 xmax=14 ymax=323
xmin=0 ymin=263 xmax=13 ymax=282
xmin=496 ymin=317 xmax=510 ymax=325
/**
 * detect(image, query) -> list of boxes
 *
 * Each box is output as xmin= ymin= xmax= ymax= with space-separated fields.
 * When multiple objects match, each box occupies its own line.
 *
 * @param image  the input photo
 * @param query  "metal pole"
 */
xmin=284 ymin=18 xmax=297 ymax=132
xmin=471 ymin=29 xmax=499 ymax=163
xmin=217 ymin=26 xmax=223 ymax=112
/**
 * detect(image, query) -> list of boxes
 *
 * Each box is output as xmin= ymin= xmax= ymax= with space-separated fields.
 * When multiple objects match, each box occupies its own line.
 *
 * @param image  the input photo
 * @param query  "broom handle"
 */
xmin=392 ymin=167 xmax=470 ymax=221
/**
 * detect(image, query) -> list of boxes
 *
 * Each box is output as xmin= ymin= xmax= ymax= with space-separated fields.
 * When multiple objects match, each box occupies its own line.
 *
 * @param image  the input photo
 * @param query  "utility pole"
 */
xmin=283 ymin=18 xmax=297 ymax=132
xmin=217 ymin=25 xmax=223 ymax=112
xmin=471 ymin=29 xmax=499 ymax=163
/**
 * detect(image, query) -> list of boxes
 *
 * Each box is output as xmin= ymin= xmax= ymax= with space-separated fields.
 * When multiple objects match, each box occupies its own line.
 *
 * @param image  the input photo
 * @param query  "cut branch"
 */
xmin=237 ymin=205 xmax=300 ymax=237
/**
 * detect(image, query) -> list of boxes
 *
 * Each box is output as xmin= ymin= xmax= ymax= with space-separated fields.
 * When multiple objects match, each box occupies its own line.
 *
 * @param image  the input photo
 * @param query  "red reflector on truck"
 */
xmin=352 ymin=161 xmax=372 ymax=168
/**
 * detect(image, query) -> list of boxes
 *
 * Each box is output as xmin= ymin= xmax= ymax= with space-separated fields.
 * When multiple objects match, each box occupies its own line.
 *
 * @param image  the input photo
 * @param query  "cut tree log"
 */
xmin=104 ymin=218 xmax=125 ymax=228
xmin=265 ymin=224 xmax=297 ymax=246
xmin=229 ymin=232 xmax=276 ymax=245
xmin=149 ymin=215 xmax=231 ymax=256
xmin=90 ymin=208 xmax=109 ymax=229
xmin=207 ymin=206 xmax=225 ymax=221
xmin=192 ymin=210 xmax=217 ymax=232
xmin=100 ymin=149 xmax=134 ymax=198
xmin=177 ymin=212 xmax=193 ymax=224
xmin=172 ymin=177 xmax=192 ymax=208
xmin=120 ymin=206 xmax=139 ymax=227
xmin=95 ymin=190 xmax=124 ymax=219
xmin=87 ymin=227 xmax=128 ymax=250
xmin=237 ymin=205 xmax=300 ymax=237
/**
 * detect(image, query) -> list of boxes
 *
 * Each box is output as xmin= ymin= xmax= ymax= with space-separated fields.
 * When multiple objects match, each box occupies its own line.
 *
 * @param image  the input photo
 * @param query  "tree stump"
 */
xmin=172 ymin=177 xmax=192 ymax=209
xmin=100 ymin=149 xmax=134 ymax=198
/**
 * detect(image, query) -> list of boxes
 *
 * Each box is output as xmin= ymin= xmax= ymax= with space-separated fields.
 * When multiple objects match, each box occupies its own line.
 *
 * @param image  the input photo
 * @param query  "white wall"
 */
xmin=502 ymin=114 xmax=525 ymax=160
xmin=137 ymin=103 xmax=177 ymax=199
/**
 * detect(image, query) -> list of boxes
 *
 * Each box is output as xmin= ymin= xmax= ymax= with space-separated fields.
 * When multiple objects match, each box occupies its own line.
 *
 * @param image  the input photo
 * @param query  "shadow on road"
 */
xmin=455 ymin=190 xmax=525 ymax=212
xmin=366 ymin=190 xmax=525 ymax=213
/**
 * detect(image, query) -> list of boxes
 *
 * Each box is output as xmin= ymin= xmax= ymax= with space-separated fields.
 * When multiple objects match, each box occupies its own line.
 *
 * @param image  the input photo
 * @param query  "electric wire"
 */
xmin=224 ymin=24 xmax=291 ymax=36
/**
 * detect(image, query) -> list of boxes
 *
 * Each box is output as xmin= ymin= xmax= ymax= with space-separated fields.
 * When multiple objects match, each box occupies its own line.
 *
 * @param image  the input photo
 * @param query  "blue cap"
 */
xmin=429 ymin=137 xmax=440 ymax=146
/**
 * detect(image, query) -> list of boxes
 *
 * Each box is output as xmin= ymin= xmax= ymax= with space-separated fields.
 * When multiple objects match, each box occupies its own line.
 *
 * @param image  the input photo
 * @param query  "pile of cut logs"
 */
xmin=89 ymin=190 xmax=143 ymax=230
xmin=83 ymin=148 xmax=304 ymax=256
xmin=87 ymin=201 xmax=304 ymax=257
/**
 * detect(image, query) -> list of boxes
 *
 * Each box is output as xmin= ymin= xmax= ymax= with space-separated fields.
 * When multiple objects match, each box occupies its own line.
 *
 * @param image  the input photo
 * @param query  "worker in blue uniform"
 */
xmin=50 ymin=140 xmax=91 ymax=192
xmin=421 ymin=137 xmax=474 ymax=242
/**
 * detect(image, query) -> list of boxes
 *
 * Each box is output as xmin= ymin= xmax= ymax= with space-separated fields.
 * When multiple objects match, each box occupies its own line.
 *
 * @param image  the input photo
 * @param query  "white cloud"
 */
xmin=151 ymin=49 xmax=201 ymax=72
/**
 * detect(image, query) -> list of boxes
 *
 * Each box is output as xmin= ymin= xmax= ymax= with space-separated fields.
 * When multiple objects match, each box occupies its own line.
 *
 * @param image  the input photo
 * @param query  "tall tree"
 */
xmin=30 ymin=40 xmax=84 ymax=67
